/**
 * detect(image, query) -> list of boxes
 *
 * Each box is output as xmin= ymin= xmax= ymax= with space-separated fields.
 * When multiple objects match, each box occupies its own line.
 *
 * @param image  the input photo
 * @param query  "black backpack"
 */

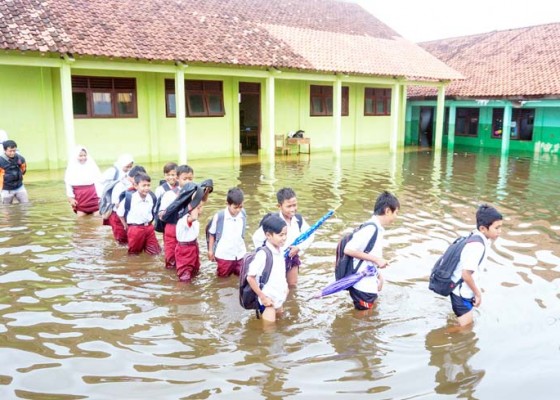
xmin=429 ymin=234 xmax=485 ymax=296
xmin=120 ymin=190 xmax=157 ymax=223
xmin=334 ymin=222 xmax=378 ymax=281
xmin=154 ymin=184 xmax=179 ymax=233
xmin=239 ymin=246 xmax=273 ymax=317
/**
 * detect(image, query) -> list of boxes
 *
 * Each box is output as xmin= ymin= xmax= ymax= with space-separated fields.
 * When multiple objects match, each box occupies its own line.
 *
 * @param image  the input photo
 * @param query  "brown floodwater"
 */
xmin=0 ymin=148 xmax=559 ymax=399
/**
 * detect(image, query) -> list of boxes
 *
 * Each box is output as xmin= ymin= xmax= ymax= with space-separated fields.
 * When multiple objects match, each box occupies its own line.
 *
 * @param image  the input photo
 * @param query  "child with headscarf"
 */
xmin=64 ymin=146 xmax=102 ymax=216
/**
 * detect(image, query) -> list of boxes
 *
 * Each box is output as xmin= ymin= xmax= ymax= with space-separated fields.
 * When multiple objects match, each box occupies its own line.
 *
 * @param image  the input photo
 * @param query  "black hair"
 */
xmin=261 ymin=213 xmax=287 ymax=235
xmin=134 ymin=172 xmax=151 ymax=185
xmin=3 ymin=140 xmax=17 ymax=150
xmin=128 ymin=165 xmax=146 ymax=178
xmin=476 ymin=204 xmax=503 ymax=229
xmin=227 ymin=187 xmax=244 ymax=205
xmin=276 ymin=187 xmax=296 ymax=205
xmin=163 ymin=162 xmax=178 ymax=174
xmin=373 ymin=191 xmax=400 ymax=215
xmin=176 ymin=164 xmax=194 ymax=176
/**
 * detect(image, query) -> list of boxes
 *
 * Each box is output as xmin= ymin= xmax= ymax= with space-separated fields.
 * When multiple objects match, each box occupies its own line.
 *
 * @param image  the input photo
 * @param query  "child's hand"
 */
xmin=473 ymin=294 xmax=482 ymax=307
xmin=259 ymin=294 xmax=273 ymax=307
xmin=208 ymin=251 xmax=215 ymax=262
xmin=376 ymin=258 xmax=389 ymax=268
xmin=377 ymin=274 xmax=384 ymax=292
xmin=288 ymin=246 xmax=299 ymax=258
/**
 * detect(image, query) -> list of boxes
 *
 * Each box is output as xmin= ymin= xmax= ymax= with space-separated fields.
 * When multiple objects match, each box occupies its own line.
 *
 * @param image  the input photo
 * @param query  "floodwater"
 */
xmin=1 ymin=148 xmax=559 ymax=399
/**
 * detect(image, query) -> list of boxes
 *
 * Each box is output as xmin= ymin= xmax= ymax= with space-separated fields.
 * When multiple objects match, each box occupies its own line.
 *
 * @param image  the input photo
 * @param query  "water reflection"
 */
xmin=425 ymin=326 xmax=484 ymax=399
xmin=1 ymin=148 xmax=559 ymax=398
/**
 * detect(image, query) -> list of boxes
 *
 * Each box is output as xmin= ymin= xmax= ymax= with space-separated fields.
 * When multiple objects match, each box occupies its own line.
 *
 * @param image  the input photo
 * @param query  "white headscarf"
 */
xmin=64 ymin=145 xmax=102 ymax=197
xmin=0 ymin=130 xmax=8 ymax=146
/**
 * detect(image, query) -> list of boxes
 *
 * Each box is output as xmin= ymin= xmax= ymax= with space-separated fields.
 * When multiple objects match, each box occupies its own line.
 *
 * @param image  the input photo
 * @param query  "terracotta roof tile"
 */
xmin=410 ymin=23 xmax=560 ymax=98
xmin=1 ymin=0 xmax=461 ymax=81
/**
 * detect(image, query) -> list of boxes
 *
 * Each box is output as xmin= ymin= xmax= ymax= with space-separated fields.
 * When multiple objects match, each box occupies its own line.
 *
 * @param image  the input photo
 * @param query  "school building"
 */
xmin=0 ymin=0 xmax=462 ymax=170
xmin=406 ymin=23 xmax=560 ymax=155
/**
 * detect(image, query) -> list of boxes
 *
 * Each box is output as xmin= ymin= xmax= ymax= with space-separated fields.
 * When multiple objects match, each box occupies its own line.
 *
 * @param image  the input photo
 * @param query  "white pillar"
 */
xmin=333 ymin=77 xmax=342 ymax=156
xmin=434 ymin=84 xmax=446 ymax=151
xmin=175 ymin=65 xmax=187 ymax=164
xmin=501 ymin=104 xmax=512 ymax=155
xmin=59 ymin=60 xmax=76 ymax=160
xmin=266 ymin=74 xmax=275 ymax=163
xmin=390 ymin=83 xmax=400 ymax=152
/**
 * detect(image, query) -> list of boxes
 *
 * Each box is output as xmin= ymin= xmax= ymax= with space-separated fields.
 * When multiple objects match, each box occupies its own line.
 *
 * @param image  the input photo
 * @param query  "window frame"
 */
xmin=455 ymin=107 xmax=480 ymax=137
xmin=364 ymin=88 xmax=391 ymax=116
xmin=309 ymin=85 xmax=349 ymax=117
xmin=165 ymin=79 xmax=225 ymax=118
xmin=71 ymin=76 xmax=137 ymax=119
xmin=491 ymin=108 xmax=535 ymax=141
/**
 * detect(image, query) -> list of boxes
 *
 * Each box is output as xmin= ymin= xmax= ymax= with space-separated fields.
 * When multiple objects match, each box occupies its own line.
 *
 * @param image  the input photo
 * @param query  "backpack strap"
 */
xmin=295 ymin=213 xmax=303 ymax=230
xmin=213 ymin=210 xmax=225 ymax=248
xmin=123 ymin=191 xmax=157 ymax=222
xmin=258 ymin=246 xmax=274 ymax=287
xmin=240 ymin=208 xmax=247 ymax=238
xmin=457 ymin=234 xmax=486 ymax=291
xmin=112 ymin=165 xmax=119 ymax=181
xmin=352 ymin=222 xmax=378 ymax=273
xmin=149 ymin=192 xmax=157 ymax=221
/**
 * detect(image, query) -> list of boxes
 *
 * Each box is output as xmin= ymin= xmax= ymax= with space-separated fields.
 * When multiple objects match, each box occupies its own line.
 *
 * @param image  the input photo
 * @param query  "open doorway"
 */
xmin=419 ymin=106 xmax=434 ymax=147
xmin=239 ymin=82 xmax=261 ymax=154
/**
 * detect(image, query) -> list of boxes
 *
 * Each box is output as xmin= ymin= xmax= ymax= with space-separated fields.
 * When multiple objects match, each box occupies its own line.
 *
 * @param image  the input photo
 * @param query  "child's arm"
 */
xmin=461 ymin=270 xmax=481 ymax=307
xmin=208 ymin=235 xmax=216 ymax=261
xmin=344 ymin=247 xmax=388 ymax=268
xmin=377 ymin=271 xmax=384 ymax=292
xmin=247 ymin=275 xmax=273 ymax=307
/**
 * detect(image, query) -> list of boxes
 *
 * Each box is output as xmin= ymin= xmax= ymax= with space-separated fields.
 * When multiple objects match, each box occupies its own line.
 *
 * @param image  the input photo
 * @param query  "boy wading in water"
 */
xmin=450 ymin=204 xmax=503 ymax=327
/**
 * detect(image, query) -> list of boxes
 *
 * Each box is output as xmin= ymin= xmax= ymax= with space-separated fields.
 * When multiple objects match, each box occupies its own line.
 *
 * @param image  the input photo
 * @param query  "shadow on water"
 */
xmin=0 ymin=147 xmax=559 ymax=399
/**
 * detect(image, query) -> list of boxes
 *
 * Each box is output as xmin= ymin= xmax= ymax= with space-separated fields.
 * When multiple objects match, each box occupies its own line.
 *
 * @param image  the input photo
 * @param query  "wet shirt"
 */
xmin=208 ymin=207 xmax=246 ymax=260
xmin=452 ymin=229 xmax=489 ymax=298
xmin=176 ymin=215 xmax=200 ymax=242
xmin=116 ymin=191 xmax=155 ymax=225
xmin=247 ymin=241 xmax=288 ymax=308
xmin=345 ymin=216 xmax=385 ymax=294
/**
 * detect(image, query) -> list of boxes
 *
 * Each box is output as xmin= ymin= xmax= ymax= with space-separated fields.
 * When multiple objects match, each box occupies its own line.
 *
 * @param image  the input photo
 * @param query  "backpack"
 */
xmin=334 ymin=222 xmax=378 ymax=281
xmin=98 ymin=166 xmax=119 ymax=219
xmin=239 ymin=246 xmax=273 ymax=316
xmin=121 ymin=190 xmax=158 ymax=223
xmin=154 ymin=184 xmax=179 ymax=233
xmin=205 ymin=209 xmax=247 ymax=252
xmin=429 ymin=234 xmax=486 ymax=296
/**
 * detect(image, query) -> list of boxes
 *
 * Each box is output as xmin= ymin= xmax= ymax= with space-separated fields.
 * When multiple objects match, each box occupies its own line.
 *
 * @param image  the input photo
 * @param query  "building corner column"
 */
xmin=333 ymin=76 xmax=342 ymax=157
xmin=175 ymin=63 xmax=187 ymax=164
xmin=59 ymin=56 xmax=76 ymax=161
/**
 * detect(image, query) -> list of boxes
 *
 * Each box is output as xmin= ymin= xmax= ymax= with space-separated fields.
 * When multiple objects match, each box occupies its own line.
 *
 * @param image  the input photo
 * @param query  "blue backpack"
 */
xmin=98 ymin=166 xmax=119 ymax=219
xmin=205 ymin=209 xmax=247 ymax=251
xmin=429 ymin=234 xmax=485 ymax=296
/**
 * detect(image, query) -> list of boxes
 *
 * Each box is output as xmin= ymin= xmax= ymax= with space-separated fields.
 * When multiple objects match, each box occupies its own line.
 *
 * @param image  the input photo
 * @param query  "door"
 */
xmin=419 ymin=106 xmax=434 ymax=147
xmin=239 ymin=82 xmax=261 ymax=154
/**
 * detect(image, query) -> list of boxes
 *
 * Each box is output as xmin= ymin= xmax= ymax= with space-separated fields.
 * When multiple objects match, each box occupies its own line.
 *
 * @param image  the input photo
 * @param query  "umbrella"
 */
xmin=284 ymin=209 xmax=335 ymax=258
xmin=311 ymin=264 xmax=378 ymax=299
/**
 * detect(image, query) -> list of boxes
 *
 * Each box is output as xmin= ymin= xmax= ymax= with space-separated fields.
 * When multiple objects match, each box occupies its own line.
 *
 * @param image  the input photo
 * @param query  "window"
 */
xmin=165 ymin=79 xmax=225 ymax=117
xmin=492 ymin=108 xmax=535 ymax=141
xmin=309 ymin=85 xmax=349 ymax=116
xmin=364 ymin=88 xmax=391 ymax=116
xmin=455 ymin=108 xmax=479 ymax=137
xmin=71 ymin=76 xmax=137 ymax=118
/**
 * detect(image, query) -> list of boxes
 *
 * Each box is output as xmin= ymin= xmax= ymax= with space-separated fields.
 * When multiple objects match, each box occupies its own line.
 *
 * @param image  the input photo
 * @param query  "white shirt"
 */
xmin=251 ymin=211 xmax=313 ymax=253
xmin=176 ymin=214 xmax=200 ymax=242
xmin=155 ymin=183 xmax=178 ymax=200
xmin=345 ymin=216 xmax=385 ymax=294
xmin=116 ymin=191 xmax=155 ymax=225
xmin=208 ymin=207 xmax=247 ymax=260
xmin=247 ymin=241 xmax=288 ymax=309
xmin=452 ymin=230 xmax=488 ymax=298
xmin=159 ymin=189 xmax=178 ymax=214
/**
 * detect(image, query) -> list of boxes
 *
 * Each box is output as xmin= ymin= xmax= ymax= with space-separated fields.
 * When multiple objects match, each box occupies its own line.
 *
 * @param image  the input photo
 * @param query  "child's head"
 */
xmin=176 ymin=164 xmax=194 ymax=187
xmin=476 ymin=204 xmax=503 ymax=240
xmin=226 ymin=187 xmax=244 ymax=217
xmin=162 ymin=162 xmax=178 ymax=186
xmin=373 ymin=191 xmax=400 ymax=226
xmin=75 ymin=146 xmax=88 ymax=164
xmin=262 ymin=213 xmax=288 ymax=249
xmin=116 ymin=153 xmax=134 ymax=174
xmin=127 ymin=165 xmax=146 ymax=185
xmin=276 ymin=187 xmax=297 ymax=219
xmin=3 ymin=139 xmax=17 ymax=157
xmin=133 ymin=172 xmax=151 ymax=195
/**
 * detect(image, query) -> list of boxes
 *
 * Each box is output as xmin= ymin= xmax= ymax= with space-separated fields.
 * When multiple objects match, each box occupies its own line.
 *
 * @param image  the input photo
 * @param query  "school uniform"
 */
xmin=0 ymin=152 xmax=28 ymax=204
xmin=450 ymin=229 xmax=488 ymax=317
xmin=64 ymin=146 xmax=102 ymax=214
xmin=345 ymin=216 xmax=385 ymax=310
xmin=107 ymin=180 xmax=130 ymax=242
xmin=155 ymin=182 xmax=178 ymax=199
xmin=175 ymin=214 xmax=200 ymax=281
xmin=251 ymin=211 xmax=313 ymax=271
xmin=247 ymin=241 xmax=288 ymax=309
xmin=159 ymin=189 xmax=180 ymax=269
xmin=208 ymin=207 xmax=247 ymax=277
xmin=116 ymin=191 xmax=161 ymax=255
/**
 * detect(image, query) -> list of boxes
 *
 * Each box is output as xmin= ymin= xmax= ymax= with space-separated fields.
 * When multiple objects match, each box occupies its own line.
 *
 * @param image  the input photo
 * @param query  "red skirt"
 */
xmin=163 ymin=223 xmax=178 ymax=269
xmin=73 ymin=184 xmax=99 ymax=214
xmin=175 ymin=241 xmax=200 ymax=281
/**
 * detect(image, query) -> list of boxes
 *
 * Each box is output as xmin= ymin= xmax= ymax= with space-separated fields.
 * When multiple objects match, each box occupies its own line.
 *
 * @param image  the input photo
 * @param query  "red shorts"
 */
xmin=163 ymin=223 xmax=178 ymax=269
xmin=127 ymin=224 xmax=161 ymax=255
xmin=175 ymin=240 xmax=200 ymax=281
xmin=109 ymin=211 xmax=127 ymax=244
xmin=216 ymin=258 xmax=242 ymax=277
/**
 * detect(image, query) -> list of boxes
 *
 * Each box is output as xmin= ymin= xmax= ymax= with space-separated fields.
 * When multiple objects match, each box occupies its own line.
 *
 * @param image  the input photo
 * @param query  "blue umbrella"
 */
xmin=284 ymin=209 xmax=335 ymax=258
xmin=311 ymin=264 xmax=378 ymax=299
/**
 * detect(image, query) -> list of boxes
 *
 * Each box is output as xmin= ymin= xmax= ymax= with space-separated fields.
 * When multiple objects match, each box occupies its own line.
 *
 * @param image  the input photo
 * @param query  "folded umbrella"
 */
xmin=311 ymin=264 xmax=378 ymax=299
xmin=284 ymin=209 xmax=335 ymax=258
